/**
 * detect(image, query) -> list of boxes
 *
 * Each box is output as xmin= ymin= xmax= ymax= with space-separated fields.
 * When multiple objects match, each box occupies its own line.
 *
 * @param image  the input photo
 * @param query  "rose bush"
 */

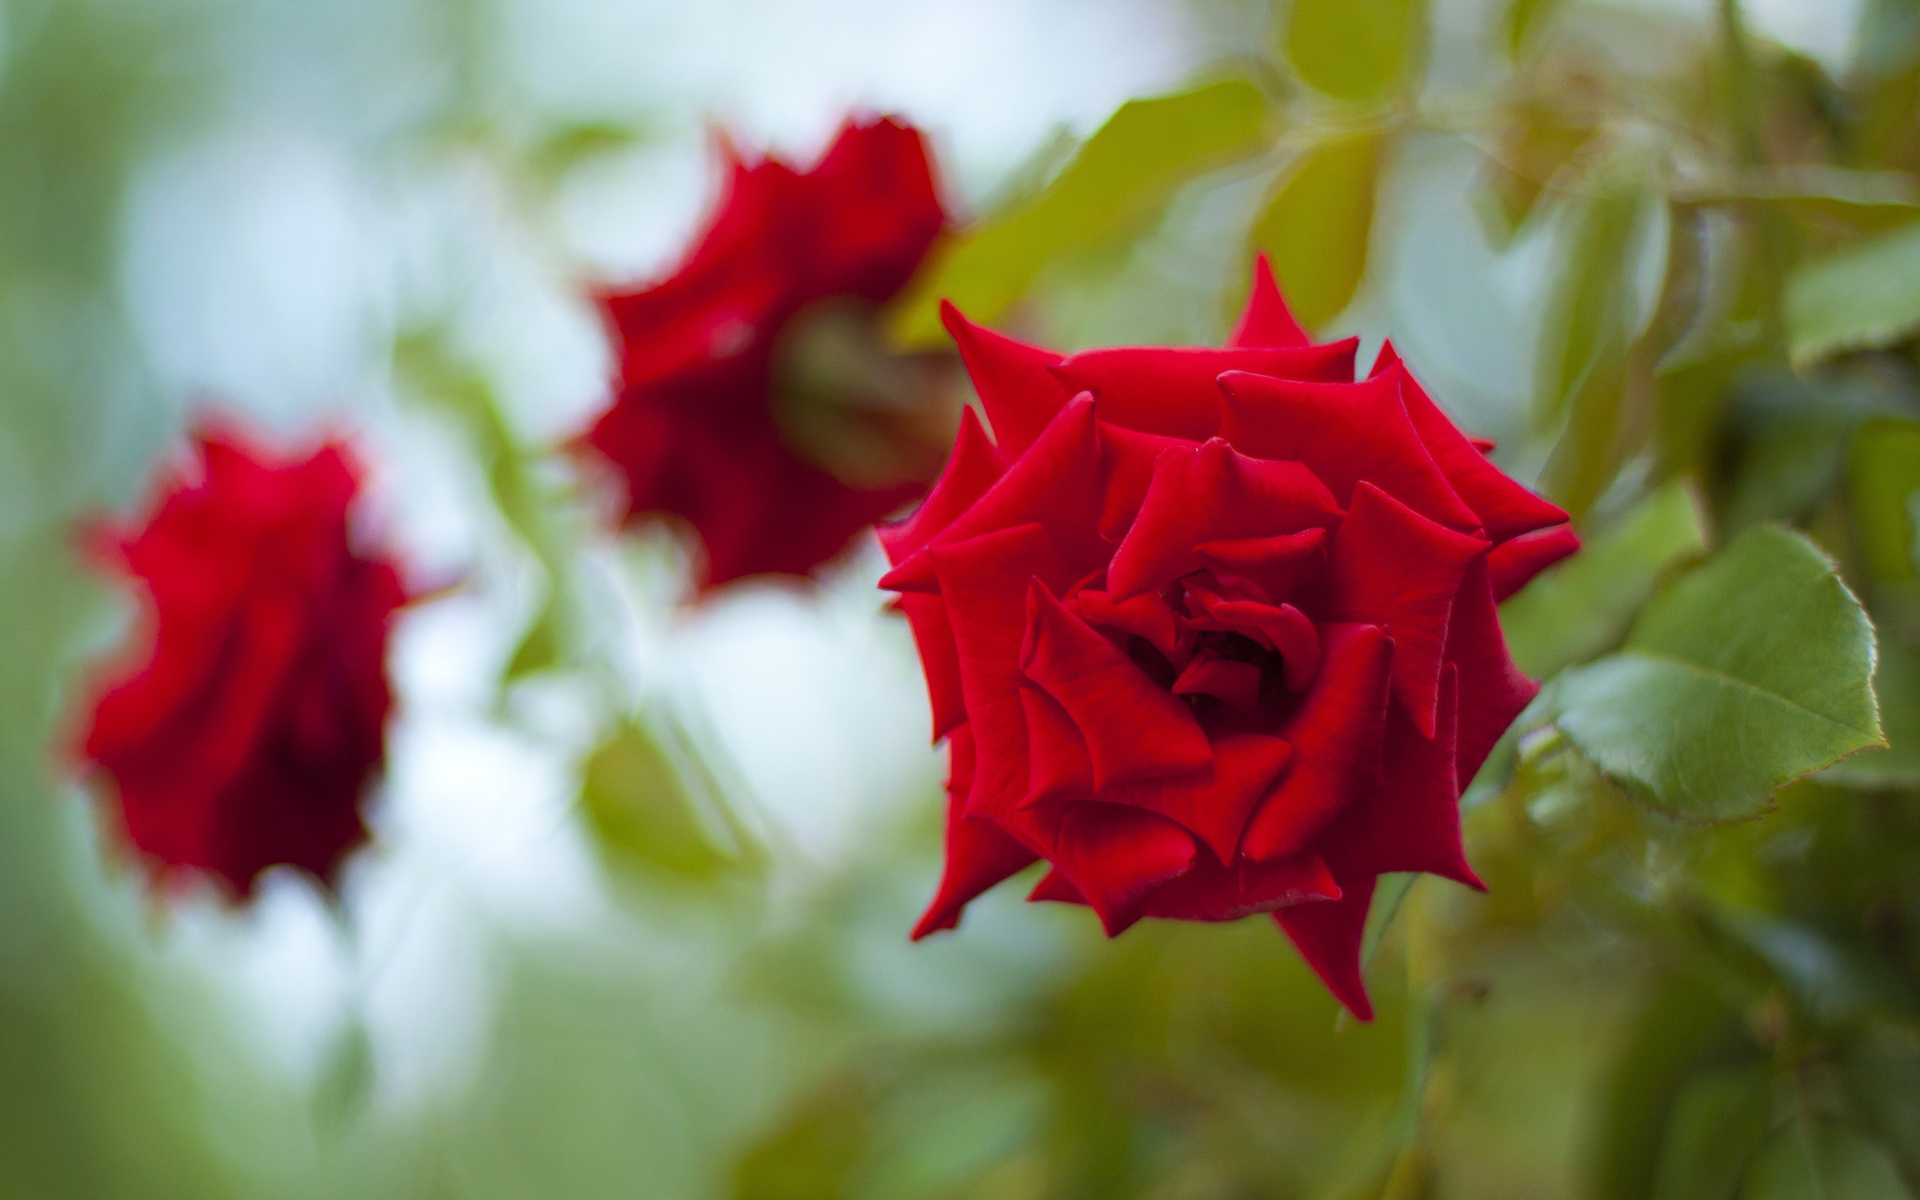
xmin=584 ymin=115 xmax=950 ymax=589
xmin=882 ymin=261 xmax=1579 ymax=1018
xmin=77 ymin=426 xmax=407 ymax=898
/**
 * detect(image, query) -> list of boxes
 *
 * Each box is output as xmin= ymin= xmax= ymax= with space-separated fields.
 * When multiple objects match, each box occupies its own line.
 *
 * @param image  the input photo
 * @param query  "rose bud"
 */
xmin=74 ymin=424 xmax=407 ymax=900
xmin=881 ymin=258 xmax=1578 ymax=1019
xmin=582 ymin=115 xmax=961 ymax=591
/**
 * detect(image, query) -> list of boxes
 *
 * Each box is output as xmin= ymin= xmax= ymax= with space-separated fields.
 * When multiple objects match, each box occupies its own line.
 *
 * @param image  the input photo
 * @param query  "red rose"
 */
xmin=76 ymin=425 xmax=407 ymax=899
xmin=881 ymin=260 xmax=1579 ymax=1019
xmin=584 ymin=115 xmax=950 ymax=589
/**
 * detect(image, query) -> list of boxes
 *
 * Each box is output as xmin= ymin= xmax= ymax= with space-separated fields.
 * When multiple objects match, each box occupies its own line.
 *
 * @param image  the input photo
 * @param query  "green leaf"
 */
xmin=1503 ymin=0 xmax=1567 ymax=57
xmin=1849 ymin=418 xmax=1920 ymax=582
xmin=1550 ymin=526 xmax=1884 ymax=821
xmin=311 ymin=1017 xmax=375 ymax=1136
xmin=1650 ymin=1064 xmax=1774 ymax=1200
xmin=527 ymin=121 xmax=644 ymax=184
xmin=1743 ymin=1118 xmax=1911 ymax=1200
xmin=1284 ymin=0 xmax=1424 ymax=102
xmin=1360 ymin=873 xmax=1417 ymax=971
xmin=1536 ymin=176 xmax=1665 ymax=519
xmin=1500 ymin=481 xmax=1709 ymax=678
xmin=580 ymin=717 xmax=738 ymax=884
xmin=1823 ymin=634 xmax=1920 ymax=786
xmin=886 ymin=79 xmax=1270 ymax=349
xmin=1787 ymin=221 xmax=1920 ymax=366
xmin=1247 ymin=131 xmax=1385 ymax=333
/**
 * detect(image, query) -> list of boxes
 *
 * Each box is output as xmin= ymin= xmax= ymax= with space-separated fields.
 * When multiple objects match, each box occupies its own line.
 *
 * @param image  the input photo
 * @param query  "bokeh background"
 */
xmin=4 ymin=0 xmax=1920 ymax=1197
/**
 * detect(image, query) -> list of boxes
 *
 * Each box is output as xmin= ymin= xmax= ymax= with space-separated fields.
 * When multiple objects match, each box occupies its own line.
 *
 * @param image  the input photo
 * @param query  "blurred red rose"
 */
xmin=881 ymin=259 xmax=1578 ymax=1019
xmin=584 ymin=115 xmax=950 ymax=589
xmin=77 ymin=425 xmax=406 ymax=899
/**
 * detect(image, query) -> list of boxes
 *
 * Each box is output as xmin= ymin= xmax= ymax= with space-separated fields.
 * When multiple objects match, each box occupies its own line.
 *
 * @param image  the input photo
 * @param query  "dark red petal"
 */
xmin=1192 ymin=527 xmax=1327 ymax=601
xmin=927 ymin=525 xmax=1074 ymax=822
xmin=1317 ymin=666 xmax=1482 ymax=890
xmin=1242 ymin=623 xmax=1393 ymax=862
xmin=1027 ymin=868 xmax=1089 ymax=905
xmin=804 ymin=116 xmax=946 ymax=304
xmin=1172 ymin=655 xmax=1263 ymax=711
xmin=1371 ymin=342 xmax=1569 ymax=542
xmin=1182 ymin=585 xmax=1322 ymax=691
xmin=1275 ymin=876 xmax=1377 ymax=1021
xmin=1328 ymin=482 xmax=1488 ymax=737
xmin=912 ymin=790 xmax=1040 ymax=939
xmin=878 ymin=406 xmax=1005 ymax=566
xmin=1021 ymin=583 xmax=1213 ymax=789
xmin=1018 ymin=686 xmax=1094 ymax=819
xmin=1048 ymin=804 xmax=1196 ymax=936
xmin=1144 ymin=849 xmax=1339 ymax=921
xmin=1227 ymin=254 xmax=1313 ymax=349
xmin=1101 ymin=733 xmax=1293 ymax=865
xmin=1053 ymin=342 xmax=1357 ymax=441
xmin=879 ymin=394 xmax=1108 ymax=593
xmin=1217 ymin=366 xmax=1481 ymax=534
xmin=1488 ymin=524 xmax=1582 ymax=601
xmin=1095 ymin=422 xmax=1193 ymax=543
xmin=939 ymin=301 xmax=1068 ymax=458
xmin=897 ymin=593 xmax=966 ymax=741
xmin=1446 ymin=555 xmax=1538 ymax=786
xmin=1108 ymin=438 xmax=1343 ymax=601
xmin=1067 ymin=588 xmax=1183 ymax=660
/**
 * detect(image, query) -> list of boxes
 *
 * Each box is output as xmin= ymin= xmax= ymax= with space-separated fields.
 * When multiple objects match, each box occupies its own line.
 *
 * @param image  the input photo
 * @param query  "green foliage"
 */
xmin=1283 ymin=0 xmax=1425 ymax=102
xmin=393 ymin=329 xmax=579 ymax=680
xmin=1536 ymin=175 xmax=1665 ymax=519
xmin=1849 ymin=417 xmax=1920 ymax=582
xmin=1648 ymin=1064 xmax=1774 ymax=1200
xmin=1502 ymin=0 xmax=1568 ymax=58
xmin=1249 ymin=132 xmax=1384 ymax=333
xmin=1500 ymin=481 xmax=1709 ymax=679
xmin=1787 ymin=220 xmax=1920 ymax=367
xmin=887 ymin=79 xmax=1271 ymax=349
xmin=1743 ymin=1118 xmax=1912 ymax=1200
xmin=1550 ymin=527 xmax=1884 ymax=820
xmin=580 ymin=715 xmax=759 ymax=887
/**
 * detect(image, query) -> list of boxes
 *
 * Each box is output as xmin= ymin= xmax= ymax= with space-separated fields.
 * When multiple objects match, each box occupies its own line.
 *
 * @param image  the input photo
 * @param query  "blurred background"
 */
xmin=4 ymin=0 xmax=1920 ymax=1197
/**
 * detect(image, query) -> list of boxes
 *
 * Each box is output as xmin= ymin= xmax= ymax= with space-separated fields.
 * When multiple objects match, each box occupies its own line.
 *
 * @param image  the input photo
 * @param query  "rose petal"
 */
xmin=1021 ymin=582 xmax=1214 ymax=789
xmin=1446 ymin=555 xmax=1538 ymax=785
xmin=1316 ymin=665 xmax=1482 ymax=890
xmin=1048 ymin=804 xmax=1196 ymax=935
xmin=1108 ymin=438 xmax=1343 ymax=601
xmin=1067 ymin=588 xmax=1183 ymax=660
xmin=928 ymin=524 xmax=1073 ymax=822
xmin=1095 ymin=422 xmax=1192 ymax=543
xmin=912 ymin=797 xmax=1040 ymax=939
xmin=878 ymin=406 xmax=1005 ymax=566
xmin=1182 ymin=583 xmax=1321 ymax=691
xmin=880 ymin=394 xmax=1108 ymax=593
xmin=1327 ymin=482 xmax=1488 ymax=737
xmin=897 ymin=592 xmax=965 ymax=741
xmin=1171 ymin=655 xmax=1263 ymax=711
xmin=1217 ymin=366 xmax=1481 ymax=534
xmin=1227 ymin=254 xmax=1313 ymax=350
xmin=805 ymin=117 xmax=947 ymax=303
xmin=1487 ymin=524 xmax=1582 ymax=601
xmin=940 ymin=301 xmax=1068 ymax=458
xmin=1144 ymin=849 xmax=1339 ymax=921
xmin=1053 ymin=342 xmax=1357 ymax=441
xmin=1372 ymin=341 xmax=1568 ymax=542
xmin=1027 ymin=868 xmax=1088 ymax=905
xmin=1241 ymin=623 xmax=1393 ymax=862
xmin=1274 ymin=876 xmax=1378 ymax=1021
xmin=1192 ymin=527 xmax=1327 ymax=602
xmin=1101 ymin=732 xmax=1293 ymax=865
